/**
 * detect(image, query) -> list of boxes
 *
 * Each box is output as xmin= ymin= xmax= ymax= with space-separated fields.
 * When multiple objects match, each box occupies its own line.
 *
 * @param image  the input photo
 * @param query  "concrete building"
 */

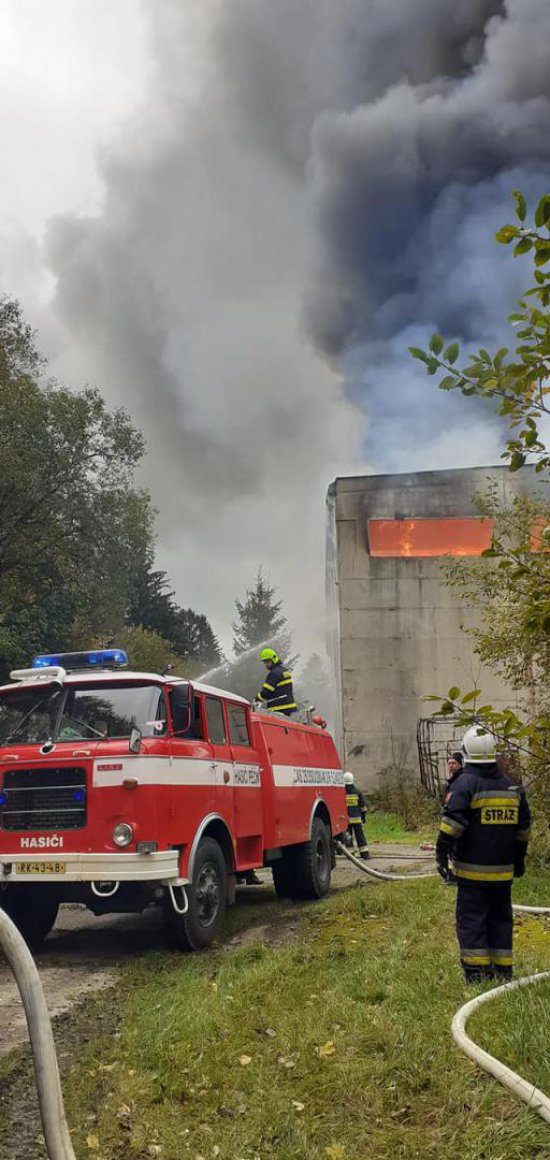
xmin=326 ymin=465 xmax=537 ymax=789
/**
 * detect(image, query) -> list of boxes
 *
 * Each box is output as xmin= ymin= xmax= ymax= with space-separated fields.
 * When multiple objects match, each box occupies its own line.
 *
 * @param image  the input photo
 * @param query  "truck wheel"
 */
xmin=163 ymin=837 xmax=228 ymax=951
xmin=0 ymin=886 xmax=59 ymax=952
xmin=293 ymin=817 xmax=332 ymax=900
xmin=271 ymin=856 xmax=296 ymax=899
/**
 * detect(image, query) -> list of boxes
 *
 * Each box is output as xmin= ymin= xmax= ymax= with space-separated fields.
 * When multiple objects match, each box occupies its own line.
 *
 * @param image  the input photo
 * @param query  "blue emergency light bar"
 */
xmin=31 ymin=649 xmax=129 ymax=671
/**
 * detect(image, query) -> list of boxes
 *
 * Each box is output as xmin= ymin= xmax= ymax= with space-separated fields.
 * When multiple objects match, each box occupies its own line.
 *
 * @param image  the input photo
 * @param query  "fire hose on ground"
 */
xmin=1 ymin=849 xmax=549 ymax=1155
xmin=451 ymin=971 xmax=550 ymax=1124
xmin=335 ymin=840 xmax=550 ymax=1127
xmin=0 ymin=907 xmax=76 ymax=1160
xmin=334 ymin=840 xmax=437 ymax=881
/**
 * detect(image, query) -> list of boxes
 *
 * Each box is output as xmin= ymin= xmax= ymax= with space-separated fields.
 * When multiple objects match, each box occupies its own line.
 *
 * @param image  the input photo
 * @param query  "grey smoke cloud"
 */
xmin=43 ymin=0 xmax=550 ymax=644
xmin=306 ymin=0 xmax=550 ymax=458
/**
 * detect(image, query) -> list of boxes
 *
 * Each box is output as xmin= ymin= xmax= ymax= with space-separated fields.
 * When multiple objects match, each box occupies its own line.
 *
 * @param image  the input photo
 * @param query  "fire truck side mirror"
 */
xmin=172 ymin=707 xmax=191 ymax=736
xmin=168 ymin=687 xmax=192 ymax=736
xmin=129 ymin=726 xmax=143 ymax=754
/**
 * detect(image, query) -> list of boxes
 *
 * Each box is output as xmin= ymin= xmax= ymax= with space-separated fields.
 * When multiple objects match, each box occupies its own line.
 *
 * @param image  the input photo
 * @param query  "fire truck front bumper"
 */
xmin=0 ymin=849 xmax=187 ymax=885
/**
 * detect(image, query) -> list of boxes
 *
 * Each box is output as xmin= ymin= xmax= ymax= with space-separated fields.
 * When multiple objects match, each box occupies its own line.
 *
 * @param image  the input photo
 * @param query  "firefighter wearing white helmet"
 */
xmin=344 ymin=771 xmax=370 ymax=860
xmin=436 ymin=726 xmax=531 ymax=983
xmin=462 ymin=726 xmax=497 ymax=763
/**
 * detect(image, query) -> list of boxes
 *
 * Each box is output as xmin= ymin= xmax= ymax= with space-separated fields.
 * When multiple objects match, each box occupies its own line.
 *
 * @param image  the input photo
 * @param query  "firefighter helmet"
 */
xmin=260 ymin=647 xmax=280 ymax=664
xmin=462 ymin=726 xmax=496 ymax=764
xmin=344 ymin=771 xmax=354 ymax=784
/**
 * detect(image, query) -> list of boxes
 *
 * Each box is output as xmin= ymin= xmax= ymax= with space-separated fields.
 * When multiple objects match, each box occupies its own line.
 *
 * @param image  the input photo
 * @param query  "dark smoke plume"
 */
xmin=306 ymin=0 xmax=550 ymax=465
xmin=44 ymin=0 xmax=550 ymax=638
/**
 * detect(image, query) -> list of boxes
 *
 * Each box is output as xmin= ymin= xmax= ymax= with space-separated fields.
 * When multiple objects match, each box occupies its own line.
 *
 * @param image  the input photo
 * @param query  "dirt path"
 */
xmin=0 ymin=842 xmax=433 ymax=1058
xmin=0 ymin=907 xmax=165 ymax=1059
xmin=332 ymin=841 xmax=433 ymax=888
xmin=224 ymin=843 xmax=434 ymax=950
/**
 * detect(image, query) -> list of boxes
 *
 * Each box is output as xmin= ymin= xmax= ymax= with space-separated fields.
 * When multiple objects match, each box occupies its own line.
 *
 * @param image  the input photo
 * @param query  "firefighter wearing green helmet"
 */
xmin=257 ymin=647 xmax=297 ymax=716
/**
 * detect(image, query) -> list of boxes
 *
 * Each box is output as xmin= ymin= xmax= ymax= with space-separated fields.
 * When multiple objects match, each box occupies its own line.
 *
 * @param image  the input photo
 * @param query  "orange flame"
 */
xmin=367 ymin=518 xmax=494 ymax=558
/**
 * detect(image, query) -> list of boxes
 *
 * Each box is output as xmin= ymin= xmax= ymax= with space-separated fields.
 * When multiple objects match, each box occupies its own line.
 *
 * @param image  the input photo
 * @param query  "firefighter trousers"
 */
xmin=348 ymin=821 xmax=368 ymax=852
xmin=456 ymin=882 xmax=513 ymax=982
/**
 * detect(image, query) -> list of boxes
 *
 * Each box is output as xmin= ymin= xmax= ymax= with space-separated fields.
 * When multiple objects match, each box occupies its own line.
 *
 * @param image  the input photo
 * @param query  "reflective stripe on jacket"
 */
xmin=258 ymin=663 xmax=297 ymax=713
xmin=438 ymin=762 xmax=531 ymax=884
xmin=346 ymin=784 xmax=367 ymax=823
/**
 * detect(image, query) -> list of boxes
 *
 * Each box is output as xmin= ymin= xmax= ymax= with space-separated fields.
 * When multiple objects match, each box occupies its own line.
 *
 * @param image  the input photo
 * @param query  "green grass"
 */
xmin=0 ymin=1044 xmax=24 ymax=1082
xmin=367 ymin=809 xmax=435 ymax=845
xmin=513 ymin=868 xmax=550 ymax=908
xmin=59 ymin=869 xmax=550 ymax=1159
xmin=472 ymin=978 xmax=550 ymax=1100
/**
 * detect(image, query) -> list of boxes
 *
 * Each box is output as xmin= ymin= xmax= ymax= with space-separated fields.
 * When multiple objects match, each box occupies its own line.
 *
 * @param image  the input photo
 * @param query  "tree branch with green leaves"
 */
xmin=411 ymin=192 xmax=550 ymax=825
xmin=410 ymin=190 xmax=550 ymax=474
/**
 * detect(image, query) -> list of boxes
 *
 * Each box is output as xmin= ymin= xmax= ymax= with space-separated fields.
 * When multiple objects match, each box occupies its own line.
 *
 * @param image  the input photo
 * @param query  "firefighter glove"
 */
xmin=514 ymin=852 xmax=526 ymax=878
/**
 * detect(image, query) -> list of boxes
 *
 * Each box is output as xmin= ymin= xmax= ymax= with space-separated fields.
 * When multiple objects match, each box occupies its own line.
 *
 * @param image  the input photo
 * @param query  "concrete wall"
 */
xmin=327 ymin=466 xmax=537 ymax=789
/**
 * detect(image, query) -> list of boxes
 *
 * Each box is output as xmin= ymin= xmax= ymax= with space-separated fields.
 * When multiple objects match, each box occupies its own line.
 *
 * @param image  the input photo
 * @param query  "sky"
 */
xmin=0 ymin=1 xmax=549 ymax=658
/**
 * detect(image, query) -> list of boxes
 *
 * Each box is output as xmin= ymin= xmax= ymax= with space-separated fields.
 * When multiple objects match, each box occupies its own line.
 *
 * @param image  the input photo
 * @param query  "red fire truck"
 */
xmin=0 ymin=650 xmax=347 ymax=951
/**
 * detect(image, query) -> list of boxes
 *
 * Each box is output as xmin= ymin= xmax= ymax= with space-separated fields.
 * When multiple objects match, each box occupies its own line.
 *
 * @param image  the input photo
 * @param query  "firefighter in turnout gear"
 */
xmin=436 ymin=727 xmax=531 ymax=983
xmin=344 ymin=772 xmax=370 ymax=859
xmin=257 ymin=648 xmax=297 ymax=716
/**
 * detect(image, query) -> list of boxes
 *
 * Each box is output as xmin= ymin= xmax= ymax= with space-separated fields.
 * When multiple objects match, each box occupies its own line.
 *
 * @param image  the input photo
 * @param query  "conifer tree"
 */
xmin=227 ymin=569 xmax=296 ymax=699
xmin=232 ymin=569 xmax=291 ymax=658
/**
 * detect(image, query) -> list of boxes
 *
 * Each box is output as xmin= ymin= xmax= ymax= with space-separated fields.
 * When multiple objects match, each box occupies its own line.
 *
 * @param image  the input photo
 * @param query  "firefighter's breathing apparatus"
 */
xmin=336 ymin=839 xmax=550 ymax=1125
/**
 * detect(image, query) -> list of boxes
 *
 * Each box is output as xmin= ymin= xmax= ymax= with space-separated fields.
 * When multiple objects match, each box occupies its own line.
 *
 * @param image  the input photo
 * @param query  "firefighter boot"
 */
xmin=491 ymin=964 xmax=513 ymax=982
xmin=462 ymin=963 xmax=493 ymax=985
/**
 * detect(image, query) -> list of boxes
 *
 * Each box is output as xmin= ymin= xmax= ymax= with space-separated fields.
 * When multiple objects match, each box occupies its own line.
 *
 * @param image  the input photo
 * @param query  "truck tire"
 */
xmin=271 ymin=855 xmax=296 ymax=899
xmin=292 ymin=817 xmax=332 ymax=900
xmin=163 ymin=837 xmax=228 ymax=951
xmin=0 ymin=886 xmax=59 ymax=952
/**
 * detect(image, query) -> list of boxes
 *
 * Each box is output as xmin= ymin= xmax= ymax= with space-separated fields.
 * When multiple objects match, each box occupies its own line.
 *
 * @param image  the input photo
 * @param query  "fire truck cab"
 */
xmin=0 ymin=650 xmax=347 ymax=950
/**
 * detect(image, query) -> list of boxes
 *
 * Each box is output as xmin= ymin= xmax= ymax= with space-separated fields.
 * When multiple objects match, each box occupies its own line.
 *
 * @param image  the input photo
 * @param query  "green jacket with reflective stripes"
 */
xmin=258 ymin=663 xmax=296 ymax=713
xmin=437 ymin=763 xmax=531 ymax=884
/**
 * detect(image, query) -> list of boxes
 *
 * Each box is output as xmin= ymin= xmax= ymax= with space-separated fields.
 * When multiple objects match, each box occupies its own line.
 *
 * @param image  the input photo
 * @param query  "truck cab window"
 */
xmin=57 ymin=683 xmax=167 ymax=741
xmin=228 ymin=705 xmax=250 ymax=747
xmin=0 ymin=687 xmax=61 ymax=747
xmin=205 ymin=697 xmax=226 ymax=745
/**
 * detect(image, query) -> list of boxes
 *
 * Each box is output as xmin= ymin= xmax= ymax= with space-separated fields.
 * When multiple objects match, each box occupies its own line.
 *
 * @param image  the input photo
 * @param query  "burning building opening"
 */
xmin=326 ymin=464 xmax=541 ymax=789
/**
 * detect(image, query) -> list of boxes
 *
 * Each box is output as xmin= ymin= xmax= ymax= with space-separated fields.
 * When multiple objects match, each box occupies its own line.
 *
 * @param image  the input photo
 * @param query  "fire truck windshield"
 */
xmin=0 ymin=681 xmax=167 ymax=746
xmin=0 ymin=686 xmax=62 ymax=746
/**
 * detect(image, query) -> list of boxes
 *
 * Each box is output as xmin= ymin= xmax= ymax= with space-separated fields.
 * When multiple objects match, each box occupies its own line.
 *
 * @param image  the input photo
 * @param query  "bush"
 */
xmin=369 ymin=773 xmax=440 ymax=832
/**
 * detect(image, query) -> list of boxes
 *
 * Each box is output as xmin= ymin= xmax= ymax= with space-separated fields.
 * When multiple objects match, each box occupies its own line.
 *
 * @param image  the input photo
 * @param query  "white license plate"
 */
xmin=15 ymin=862 xmax=66 ymax=876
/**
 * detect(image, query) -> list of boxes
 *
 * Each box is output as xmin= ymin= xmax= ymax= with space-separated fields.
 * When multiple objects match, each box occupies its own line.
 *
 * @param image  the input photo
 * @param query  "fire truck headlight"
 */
xmin=112 ymin=823 xmax=134 ymax=847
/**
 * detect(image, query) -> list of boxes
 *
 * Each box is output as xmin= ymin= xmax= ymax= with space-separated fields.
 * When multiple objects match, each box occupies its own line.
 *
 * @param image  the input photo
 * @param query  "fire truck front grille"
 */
xmin=0 ymin=768 xmax=87 ymax=831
